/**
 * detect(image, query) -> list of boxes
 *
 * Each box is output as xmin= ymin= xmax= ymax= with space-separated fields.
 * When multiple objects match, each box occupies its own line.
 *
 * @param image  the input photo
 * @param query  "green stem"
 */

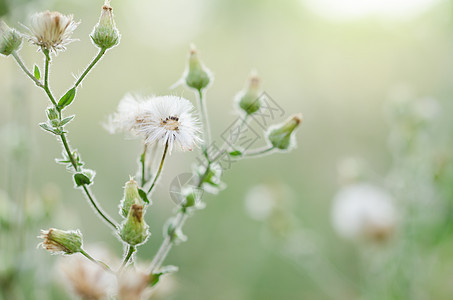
xmin=60 ymin=134 xmax=118 ymax=230
xmin=80 ymin=249 xmax=113 ymax=273
xmin=140 ymin=144 xmax=148 ymax=187
xmin=11 ymin=52 xmax=43 ymax=88
xmin=119 ymin=246 xmax=136 ymax=272
xmin=74 ymin=48 xmax=106 ymax=88
xmin=147 ymin=142 xmax=169 ymax=194
xmin=241 ymin=146 xmax=274 ymax=158
xmin=149 ymin=211 xmax=187 ymax=273
xmin=197 ymin=89 xmax=211 ymax=161
xmin=43 ymin=49 xmax=58 ymax=108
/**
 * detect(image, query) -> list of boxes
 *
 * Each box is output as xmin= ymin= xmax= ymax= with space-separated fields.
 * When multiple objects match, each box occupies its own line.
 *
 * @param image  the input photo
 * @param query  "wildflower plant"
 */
xmin=2 ymin=1 xmax=302 ymax=298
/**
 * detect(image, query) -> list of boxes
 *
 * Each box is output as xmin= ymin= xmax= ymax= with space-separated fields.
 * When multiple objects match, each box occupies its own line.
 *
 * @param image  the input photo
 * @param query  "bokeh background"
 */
xmin=1 ymin=0 xmax=453 ymax=299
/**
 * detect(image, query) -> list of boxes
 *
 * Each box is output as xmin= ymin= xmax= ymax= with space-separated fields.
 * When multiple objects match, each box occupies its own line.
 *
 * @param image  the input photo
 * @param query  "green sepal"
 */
xmin=60 ymin=115 xmax=75 ymax=127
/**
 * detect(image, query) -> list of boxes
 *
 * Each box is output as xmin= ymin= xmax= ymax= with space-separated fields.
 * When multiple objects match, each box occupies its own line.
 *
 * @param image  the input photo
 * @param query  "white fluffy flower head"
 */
xmin=27 ymin=11 xmax=79 ymax=52
xmin=108 ymin=95 xmax=202 ymax=152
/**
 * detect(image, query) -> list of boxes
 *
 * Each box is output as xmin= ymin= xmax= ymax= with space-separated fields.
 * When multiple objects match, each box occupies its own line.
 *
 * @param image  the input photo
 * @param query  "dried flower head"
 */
xmin=107 ymin=95 xmax=202 ymax=152
xmin=38 ymin=228 xmax=83 ymax=255
xmin=331 ymin=183 xmax=397 ymax=242
xmin=27 ymin=11 xmax=79 ymax=52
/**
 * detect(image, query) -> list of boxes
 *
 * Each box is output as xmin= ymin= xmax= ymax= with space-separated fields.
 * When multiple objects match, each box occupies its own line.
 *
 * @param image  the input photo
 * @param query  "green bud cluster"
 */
xmin=237 ymin=72 xmax=262 ymax=115
xmin=91 ymin=2 xmax=120 ymax=49
xmin=0 ymin=21 xmax=22 ymax=56
xmin=39 ymin=228 xmax=83 ymax=255
xmin=184 ymin=45 xmax=211 ymax=92
xmin=267 ymin=114 xmax=303 ymax=150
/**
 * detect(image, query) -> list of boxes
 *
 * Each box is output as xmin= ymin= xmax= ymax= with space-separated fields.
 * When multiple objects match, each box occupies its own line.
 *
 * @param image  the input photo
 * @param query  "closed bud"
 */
xmin=119 ymin=204 xmax=150 ymax=246
xmin=184 ymin=44 xmax=212 ymax=92
xmin=119 ymin=178 xmax=142 ymax=218
xmin=38 ymin=228 xmax=83 ymax=255
xmin=91 ymin=1 xmax=120 ymax=49
xmin=0 ymin=21 xmax=22 ymax=56
xmin=46 ymin=107 xmax=59 ymax=120
xmin=266 ymin=113 xmax=303 ymax=150
xmin=236 ymin=72 xmax=261 ymax=115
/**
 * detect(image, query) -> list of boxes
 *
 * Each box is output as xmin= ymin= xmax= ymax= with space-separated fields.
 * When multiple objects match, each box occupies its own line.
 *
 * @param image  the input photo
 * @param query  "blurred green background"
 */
xmin=1 ymin=0 xmax=453 ymax=299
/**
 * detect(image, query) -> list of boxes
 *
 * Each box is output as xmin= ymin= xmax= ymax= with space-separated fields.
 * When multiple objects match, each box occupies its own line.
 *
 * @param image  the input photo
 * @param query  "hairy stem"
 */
xmin=241 ymin=146 xmax=274 ymax=158
xmin=74 ymin=48 xmax=106 ymax=88
xmin=80 ymin=249 xmax=113 ymax=273
xmin=11 ymin=52 xmax=43 ymax=88
xmin=197 ymin=89 xmax=211 ymax=161
xmin=140 ymin=144 xmax=148 ymax=187
xmin=42 ymin=49 xmax=58 ymax=108
xmin=147 ymin=142 xmax=169 ymax=195
xmin=119 ymin=245 xmax=136 ymax=272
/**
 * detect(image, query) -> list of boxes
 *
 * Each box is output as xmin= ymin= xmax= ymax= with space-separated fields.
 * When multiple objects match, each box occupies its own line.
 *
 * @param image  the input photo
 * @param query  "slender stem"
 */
xmin=74 ymin=48 xmax=106 ymax=88
xmin=148 ymin=160 xmax=211 ymax=274
xmin=119 ymin=245 xmax=136 ymax=272
xmin=11 ymin=51 xmax=43 ymax=88
xmin=80 ymin=249 xmax=113 ymax=273
xmin=82 ymin=185 xmax=118 ymax=230
xmin=149 ymin=212 xmax=188 ymax=273
xmin=42 ymin=49 xmax=58 ymax=108
xmin=147 ymin=142 xmax=169 ymax=194
xmin=60 ymin=133 xmax=118 ymax=230
xmin=197 ymin=89 xmax=211 ymax=160
xmin=241 ymin=146 xmax=274 ymax=158
xmin=211 ymin=115 xmax=249 ymax=163
xmin=140 ymin=144 xmax=148 ymax=187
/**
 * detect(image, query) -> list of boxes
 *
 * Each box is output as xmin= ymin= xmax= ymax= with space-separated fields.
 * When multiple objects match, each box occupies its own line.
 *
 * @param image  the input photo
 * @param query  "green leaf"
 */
xmin=60 ymin=115 xmax=75 ymax=127
xmin=73 ymin=173 xmax=91 ymax=186
xmin=150 ymin=265 xmax=178 ymax=287
xmin=39 ymin=122 xmax=59 ymax=135
xmin=229 ymin=150 xmax=242 ymax=157
xmin=34 ymin=65 xmax=41 ymax=80
xmin=138 ymin=188 xmax=150 ymax=204
xmin=58 ymin=88 xmax=76 ymax=110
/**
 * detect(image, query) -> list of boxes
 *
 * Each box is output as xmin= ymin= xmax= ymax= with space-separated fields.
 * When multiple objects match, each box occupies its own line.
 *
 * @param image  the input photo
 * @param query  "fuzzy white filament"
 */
xmin=107 ymin=95 xmax=202 ymax=152
xmin=27 ymin=11 xmax=79 ymax=52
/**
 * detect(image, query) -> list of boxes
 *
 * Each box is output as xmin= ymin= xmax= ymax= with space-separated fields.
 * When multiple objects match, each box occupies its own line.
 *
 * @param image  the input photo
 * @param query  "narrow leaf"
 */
xmin=39 ymin=123 xmax=59 ymax=135
xmin=73 ymin=173 xmax=91 ymax=186
xmin=58 ymin=88 xmax=76 ymax=110
xmin=34 ymin=65 xmax=41 ymax=80
xmin=60 ymin=115 xmax=75 ymax=127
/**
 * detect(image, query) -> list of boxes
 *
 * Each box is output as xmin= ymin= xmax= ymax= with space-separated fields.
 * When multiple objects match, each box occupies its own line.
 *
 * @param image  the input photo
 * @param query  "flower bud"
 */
xmin=119 ymin=178 xmax=143 ymax=218
xmin=0 ymin=21 xmax=22 ymax=56
xmin=236 ymin=72 xmax=261 ymax=115
xmin=184 ymin=44 xmax=212 ymax=92
xmin=91 ymin=1 xmax=120 ymax=49
xmin=38 ymin=228 xmax=83 ymax=255
xmin=119 ymin=204 xmax=150 ymax=246
xmin=266 ymin=113 xmax=303 ymax=150
xmin=46 ymin=107 xmax=59 ymax=120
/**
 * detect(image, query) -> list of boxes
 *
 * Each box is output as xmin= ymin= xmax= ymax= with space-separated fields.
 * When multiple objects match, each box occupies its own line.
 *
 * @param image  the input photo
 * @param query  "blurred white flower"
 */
xmin=331 ymin=183 xmax=397 ymax=242
xmin=57 ymin=248 xmax=116 ymax=300
xmin=245 ymin=185 xmax=275 ymax=221
xmin=107 ymin=94 xmax=201 ymax=152
xmin=27 ymin=11 xmax=79 ymax=52
xmin=117 ymin=268 xmax=150 ymax=300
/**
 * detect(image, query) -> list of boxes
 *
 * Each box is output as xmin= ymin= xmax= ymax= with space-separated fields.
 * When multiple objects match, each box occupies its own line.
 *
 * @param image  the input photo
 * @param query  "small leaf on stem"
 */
xmin=58 ymin=88 xmax=76 ymax=110
xmin=138 ymin=188 xmax=150 ymax=204
xmin=74 ymin=173 xmax=91 ymax=186
xmin=34 ymin=65 xmax=41 ymax=80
